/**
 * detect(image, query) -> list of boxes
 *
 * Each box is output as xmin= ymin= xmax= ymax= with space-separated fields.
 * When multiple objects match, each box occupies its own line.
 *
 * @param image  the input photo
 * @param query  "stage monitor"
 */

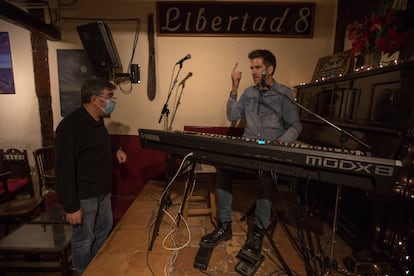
xmin=77 ymin=21 xmax=121 ymax=78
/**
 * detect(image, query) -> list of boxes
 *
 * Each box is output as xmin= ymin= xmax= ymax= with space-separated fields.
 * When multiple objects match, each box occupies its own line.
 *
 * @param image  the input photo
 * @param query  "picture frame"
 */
xmin=311 ymin=50 xmax=353 ymax=82
xmin=0 ymin=32 xmax=15 ymax=94
xmin=57 ymin=49 xmax=95 ymax=116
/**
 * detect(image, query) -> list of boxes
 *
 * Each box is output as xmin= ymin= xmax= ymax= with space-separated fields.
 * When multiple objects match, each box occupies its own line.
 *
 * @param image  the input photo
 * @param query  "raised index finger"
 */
xmin=233 ymin=62 xmax=238 ymax=71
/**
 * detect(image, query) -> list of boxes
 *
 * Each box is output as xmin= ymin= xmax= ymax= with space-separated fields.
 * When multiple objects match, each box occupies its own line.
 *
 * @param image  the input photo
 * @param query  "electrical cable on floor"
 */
xmin=160 ymin=165 xmax=194 ymax=251
xmin=143 ymin=152 xmax=194 ymax=275
xmin=164 ymin=241 xmax=178 ymax=276
xmin=154 ymin=152 xmax=195 ymax=274
xmin=161 ymin=200 xmax=192 ymax=274
xmin=161 ymin=212 xmax=191 ymax=251
xmin=199 ymin=268 xmax=210 ymax=275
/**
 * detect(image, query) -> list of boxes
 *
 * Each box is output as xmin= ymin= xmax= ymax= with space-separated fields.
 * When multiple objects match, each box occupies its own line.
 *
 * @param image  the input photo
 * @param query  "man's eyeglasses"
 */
xmin=96 ymin=95 xmax=116 ymax=102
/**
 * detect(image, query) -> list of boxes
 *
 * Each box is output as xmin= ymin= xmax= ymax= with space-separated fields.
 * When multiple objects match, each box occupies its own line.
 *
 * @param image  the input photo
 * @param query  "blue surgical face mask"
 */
xmin=97 ymin=95 xmax=116 ymax=115
xmin=102 ymin=98 xmax=116 ymax=114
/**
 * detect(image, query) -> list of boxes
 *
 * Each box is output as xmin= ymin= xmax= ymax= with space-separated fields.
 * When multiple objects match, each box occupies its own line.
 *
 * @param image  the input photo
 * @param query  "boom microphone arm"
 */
xmin=267 ymin=87 xmax=371 ymax=150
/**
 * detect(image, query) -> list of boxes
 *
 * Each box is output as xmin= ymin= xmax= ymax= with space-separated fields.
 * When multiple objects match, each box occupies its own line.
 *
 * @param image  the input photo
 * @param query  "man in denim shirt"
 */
xmin=200 ymin=49 xmax=302 ymax=259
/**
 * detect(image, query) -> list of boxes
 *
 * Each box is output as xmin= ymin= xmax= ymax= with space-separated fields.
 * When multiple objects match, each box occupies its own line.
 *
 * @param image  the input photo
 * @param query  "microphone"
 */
xmin=176 ymin=54 xmax=191 ymax=64
xmin=260 ymin=70 xmax=267 ymax=89
xmin=179 ymin=72 xmax=193 ymax=86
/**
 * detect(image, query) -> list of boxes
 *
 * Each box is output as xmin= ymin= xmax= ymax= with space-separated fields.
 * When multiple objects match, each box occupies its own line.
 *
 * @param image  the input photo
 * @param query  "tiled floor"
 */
xmin=83 ymin=178 xmax=353 ymax=275
xmin=0 ymin=177 xmax=354 ymax=276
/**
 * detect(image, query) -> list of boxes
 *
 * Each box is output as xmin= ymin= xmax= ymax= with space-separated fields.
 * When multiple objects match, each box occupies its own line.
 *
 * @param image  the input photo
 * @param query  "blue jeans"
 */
xmin=216 ymin=169 xmax=274 ymax=229
xmin=71 ymin=193 xmax=113 ymax=275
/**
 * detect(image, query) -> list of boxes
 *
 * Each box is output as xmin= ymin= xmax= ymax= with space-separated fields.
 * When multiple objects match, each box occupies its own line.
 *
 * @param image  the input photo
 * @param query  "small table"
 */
xmin=0 ymin=223 xmax=72 ymax=275
xmin=31 ymin=205 xmax=67 ymax=224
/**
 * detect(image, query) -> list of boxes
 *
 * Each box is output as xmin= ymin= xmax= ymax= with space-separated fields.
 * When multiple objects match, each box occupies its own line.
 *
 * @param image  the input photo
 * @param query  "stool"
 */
xmin=183 ymin=163 xmax=217 ymax=225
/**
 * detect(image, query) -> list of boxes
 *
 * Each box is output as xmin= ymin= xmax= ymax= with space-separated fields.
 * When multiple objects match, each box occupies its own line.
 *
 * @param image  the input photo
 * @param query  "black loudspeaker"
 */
xmin=77 ymin=21 xmax=121 ymax=78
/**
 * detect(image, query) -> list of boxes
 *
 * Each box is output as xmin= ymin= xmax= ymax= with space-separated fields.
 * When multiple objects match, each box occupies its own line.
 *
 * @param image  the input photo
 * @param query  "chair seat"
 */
xmin=0 ymin=178 xmax=30 ymax=194
xmin=0 ymin=197 xmax=45 ymax=218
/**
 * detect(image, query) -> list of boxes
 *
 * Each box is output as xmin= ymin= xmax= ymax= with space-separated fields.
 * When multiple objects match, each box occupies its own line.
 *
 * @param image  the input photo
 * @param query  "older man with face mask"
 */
xmin=55 ymin=77 xmax=127 ymax=275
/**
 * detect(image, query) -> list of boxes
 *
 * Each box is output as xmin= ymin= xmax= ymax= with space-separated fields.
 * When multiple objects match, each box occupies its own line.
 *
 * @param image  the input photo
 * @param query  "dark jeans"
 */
xmin=71 ymin=193 xmax=113 ymax=275
xmin=215 ymin=168 xmax=275 ymax=229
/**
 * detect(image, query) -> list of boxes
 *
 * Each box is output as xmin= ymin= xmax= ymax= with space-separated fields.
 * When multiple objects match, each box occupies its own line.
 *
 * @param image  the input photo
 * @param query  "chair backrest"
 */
xmin=0 ymin=148 xmax=34 ymax=201
xmin=33 ymin=146 xmax=55 ymax=192
xmin=33 ymin=146 xmax=55 ymax=178
xmin=1 ymin=148 xmax=31 ymax=179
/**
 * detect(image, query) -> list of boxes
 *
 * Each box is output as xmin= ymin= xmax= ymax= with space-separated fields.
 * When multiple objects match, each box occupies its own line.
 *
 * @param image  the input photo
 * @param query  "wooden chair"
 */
xmin=183 ymin=163 xmax=218 ymax=226
xmin=181 ymin=126 xmax=245 ymax=225
xmin=0 ymin=148 xmax=45 ymax=234
xmin=33 ymin=146 xmax=55 ymax=195
xmin=181 ymin=126 xmax=256 ymax=226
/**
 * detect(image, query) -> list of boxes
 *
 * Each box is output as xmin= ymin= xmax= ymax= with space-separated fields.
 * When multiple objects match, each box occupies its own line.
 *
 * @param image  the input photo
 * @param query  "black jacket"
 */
xmin=55 ymin=106 xmax=112 ymax=213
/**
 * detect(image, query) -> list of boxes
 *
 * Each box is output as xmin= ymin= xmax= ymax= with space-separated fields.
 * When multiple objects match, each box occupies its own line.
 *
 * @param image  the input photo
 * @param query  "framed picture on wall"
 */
xmin=0 ymin=32 xmax=15 ymax=94
xmin=57 ymin=49 xmax=96 ymax=116
xmin=312 ymin=50 xmax=353 ymax=82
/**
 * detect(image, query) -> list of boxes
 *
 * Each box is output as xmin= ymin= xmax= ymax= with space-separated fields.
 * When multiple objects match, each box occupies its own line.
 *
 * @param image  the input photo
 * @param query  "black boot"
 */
xmin=199 ymin=221 xmax=232 ymax=247
xmin=243 ymin=224 xmax=266 ymax=256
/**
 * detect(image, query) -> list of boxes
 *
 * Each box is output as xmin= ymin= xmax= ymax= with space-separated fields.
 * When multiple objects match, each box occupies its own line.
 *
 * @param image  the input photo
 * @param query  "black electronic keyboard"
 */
xmin=138 ymin=128 xmax=402 ymax=194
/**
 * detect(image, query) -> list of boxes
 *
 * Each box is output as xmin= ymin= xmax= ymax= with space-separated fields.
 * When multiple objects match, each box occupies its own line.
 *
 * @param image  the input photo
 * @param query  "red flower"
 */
xmin=347 ymin=9 xmax=407 ymax=56
xmin=384 ymin=9 xmax=396 ymax=24
xmin=376 ymin=28 xmax=408 ymax=56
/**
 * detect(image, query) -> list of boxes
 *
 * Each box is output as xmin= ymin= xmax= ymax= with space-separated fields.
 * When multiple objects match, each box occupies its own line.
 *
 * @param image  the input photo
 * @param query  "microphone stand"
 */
xmin=265 ymin=86 xmax=371 ymax=150
xmin=158 ymin=62 xmax=184 ymax=129
xmin=150 ymin=60 xmax=185 ymax=251
xmin=168 ymin=82 xmax=185 ymax=130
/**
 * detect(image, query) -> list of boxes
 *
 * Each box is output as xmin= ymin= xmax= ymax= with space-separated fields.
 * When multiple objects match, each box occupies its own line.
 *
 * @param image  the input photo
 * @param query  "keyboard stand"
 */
xmin=148 ymin=157 xmax=196 ymax=251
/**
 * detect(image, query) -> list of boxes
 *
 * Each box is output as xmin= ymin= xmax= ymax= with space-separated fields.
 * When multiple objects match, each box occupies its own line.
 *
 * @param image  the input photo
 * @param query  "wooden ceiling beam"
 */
xmin=0 ymin=0 xmax=61 ymax=41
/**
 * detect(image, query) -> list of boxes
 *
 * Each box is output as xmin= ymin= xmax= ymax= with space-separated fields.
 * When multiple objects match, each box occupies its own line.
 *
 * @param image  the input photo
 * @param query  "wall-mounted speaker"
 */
xmin=77 ymin=21 xmax=121 ymax=78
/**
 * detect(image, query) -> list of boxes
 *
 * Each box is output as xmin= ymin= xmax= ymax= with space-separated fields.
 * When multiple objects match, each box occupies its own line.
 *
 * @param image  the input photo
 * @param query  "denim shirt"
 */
xmin=227 ymin=81 xmax=302 ymax=143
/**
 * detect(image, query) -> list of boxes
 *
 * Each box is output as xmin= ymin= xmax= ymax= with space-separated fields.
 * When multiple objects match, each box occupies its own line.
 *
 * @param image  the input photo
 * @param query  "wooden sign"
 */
xmin=157 ymin=1 xmax=315 ymax=37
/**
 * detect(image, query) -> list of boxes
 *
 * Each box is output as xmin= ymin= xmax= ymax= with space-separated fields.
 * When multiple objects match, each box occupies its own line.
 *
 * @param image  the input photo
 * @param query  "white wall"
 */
xmin=0 ymin=0 xmax=337 ymax=157
xmin=0 ymin=21 xmax=40 ymax=153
